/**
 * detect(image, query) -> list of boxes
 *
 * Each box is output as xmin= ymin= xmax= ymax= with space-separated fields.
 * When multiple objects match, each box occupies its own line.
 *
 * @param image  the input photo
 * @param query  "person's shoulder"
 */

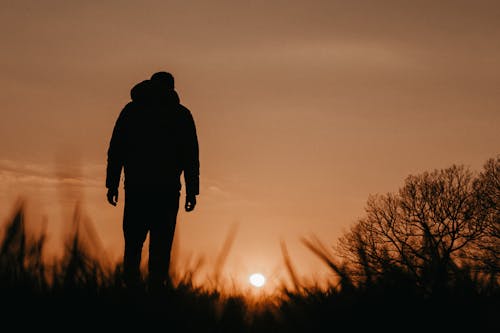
xmin=178 ymin=103 xmax=191 ymax=113
xmin=121 ymin=101 xmax=135 ymax=112
xmin=118 ymin=101 xmax=138 ymax=117
xmin=177 ymin=104 xmax=194 ymax=119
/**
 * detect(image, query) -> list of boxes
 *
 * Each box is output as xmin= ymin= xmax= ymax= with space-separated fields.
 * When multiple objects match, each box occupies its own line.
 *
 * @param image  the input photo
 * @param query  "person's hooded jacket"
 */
xmin=106 ymin=79 xmax=199 ymax=197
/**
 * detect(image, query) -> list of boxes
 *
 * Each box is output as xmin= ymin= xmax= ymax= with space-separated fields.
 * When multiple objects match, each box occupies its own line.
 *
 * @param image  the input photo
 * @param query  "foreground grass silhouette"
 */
xmin=1 ymin=201 xmax=498 ymax=332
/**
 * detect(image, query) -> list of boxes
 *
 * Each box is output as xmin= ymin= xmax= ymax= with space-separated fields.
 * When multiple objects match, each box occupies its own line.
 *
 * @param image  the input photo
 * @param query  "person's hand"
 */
xmin=107 ymin=188 xmax=118 ymax=206
xmin=185 ymin=195 xmax=197 ymax=212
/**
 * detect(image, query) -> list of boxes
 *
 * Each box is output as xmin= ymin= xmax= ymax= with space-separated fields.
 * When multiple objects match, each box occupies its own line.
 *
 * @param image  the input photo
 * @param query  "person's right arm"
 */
xmin=106 ymin=104 xmax=131 ymax=206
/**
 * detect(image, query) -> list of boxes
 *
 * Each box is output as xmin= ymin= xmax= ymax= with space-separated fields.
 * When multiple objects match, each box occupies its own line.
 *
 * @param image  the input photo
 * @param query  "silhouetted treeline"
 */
xmin=0 ymin=156 xmax=498 ymax=331
xmin=292 ymin=156 xmax=499 ymax=331
xmin=333 ymin=157 xmax=499 ymax=296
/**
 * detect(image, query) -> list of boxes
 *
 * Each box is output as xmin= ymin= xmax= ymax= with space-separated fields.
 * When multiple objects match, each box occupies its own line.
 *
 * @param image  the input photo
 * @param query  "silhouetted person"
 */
xmin=106 ymin=71 xmax=199 ymax=291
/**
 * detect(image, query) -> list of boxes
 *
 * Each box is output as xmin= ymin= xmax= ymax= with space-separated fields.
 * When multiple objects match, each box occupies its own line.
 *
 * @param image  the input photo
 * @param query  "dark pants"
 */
xmin=122 ymin=188 xmax=180 ymax=289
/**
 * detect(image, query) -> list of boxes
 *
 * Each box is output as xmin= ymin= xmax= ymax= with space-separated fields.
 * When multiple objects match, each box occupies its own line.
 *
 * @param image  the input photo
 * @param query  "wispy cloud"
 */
xmin=0 ymin=159 xmax=103 ymax=188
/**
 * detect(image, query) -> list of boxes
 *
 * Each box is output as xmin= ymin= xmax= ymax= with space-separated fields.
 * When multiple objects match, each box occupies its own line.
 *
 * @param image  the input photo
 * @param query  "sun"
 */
xmin=249 ymin=273 xmax=266 ymax=288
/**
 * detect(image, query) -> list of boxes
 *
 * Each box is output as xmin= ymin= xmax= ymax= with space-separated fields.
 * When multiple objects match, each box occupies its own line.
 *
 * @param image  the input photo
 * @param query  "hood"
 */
xmin=130 ymin=80 xmax=152 ymax=103
xmin=130 ymin=79 xmax=180 ymax=106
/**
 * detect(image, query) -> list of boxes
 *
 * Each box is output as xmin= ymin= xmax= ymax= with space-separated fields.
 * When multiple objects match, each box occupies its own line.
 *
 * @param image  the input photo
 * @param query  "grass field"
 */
xmin=1 ymin=202 xmax=498 ymax=332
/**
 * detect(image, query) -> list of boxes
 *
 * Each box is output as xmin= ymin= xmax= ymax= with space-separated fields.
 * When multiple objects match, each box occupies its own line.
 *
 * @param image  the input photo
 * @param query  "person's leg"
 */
xmin=148 ymin=191 xmax=180 ymax=291
xmin=123 ymin=190 xmax=149 ymax=288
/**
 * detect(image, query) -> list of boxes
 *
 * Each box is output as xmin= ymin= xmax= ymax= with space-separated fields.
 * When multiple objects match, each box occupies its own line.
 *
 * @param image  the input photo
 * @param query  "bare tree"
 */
xmin=337 ymin=159 xmax=499 ymax=295
xmin=469 ymin=156 xmax=500 ymax=277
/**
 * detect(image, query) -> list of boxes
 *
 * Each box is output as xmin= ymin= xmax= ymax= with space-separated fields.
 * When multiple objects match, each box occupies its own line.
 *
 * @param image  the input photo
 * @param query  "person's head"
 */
xmin=150 ymin=71 xmax=175 ymax=90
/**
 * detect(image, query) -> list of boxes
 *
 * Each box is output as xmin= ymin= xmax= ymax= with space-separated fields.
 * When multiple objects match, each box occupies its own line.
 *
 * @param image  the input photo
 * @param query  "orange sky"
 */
xmin=1 ymin=1 xmax=499 ymax=288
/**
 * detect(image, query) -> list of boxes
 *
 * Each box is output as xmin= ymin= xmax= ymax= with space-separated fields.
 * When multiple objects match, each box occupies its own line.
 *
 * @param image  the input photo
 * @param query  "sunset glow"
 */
xmin=0 ymin=0 xmax=499 ymax=290
xmin=249 ymin=273 xmax=266 ymax=288
xmin=0 ymin=1 xmax=498 ymax=331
